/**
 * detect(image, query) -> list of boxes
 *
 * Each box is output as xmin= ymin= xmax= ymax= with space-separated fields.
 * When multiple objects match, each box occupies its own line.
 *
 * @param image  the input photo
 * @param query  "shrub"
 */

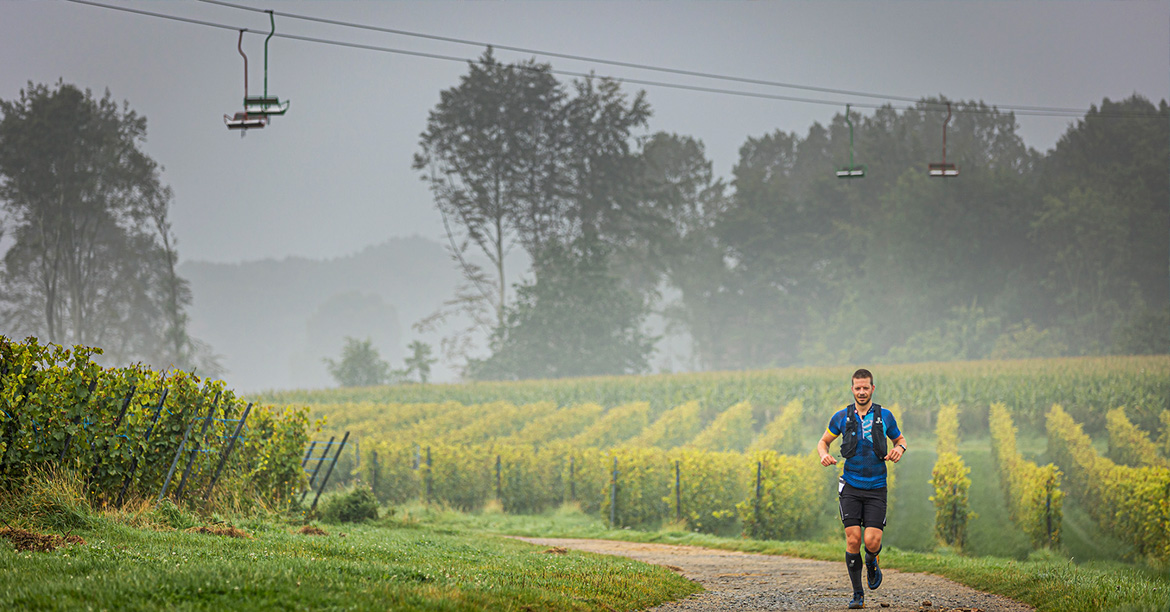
xmin=320 ymin=486 xmax=379 ymax=523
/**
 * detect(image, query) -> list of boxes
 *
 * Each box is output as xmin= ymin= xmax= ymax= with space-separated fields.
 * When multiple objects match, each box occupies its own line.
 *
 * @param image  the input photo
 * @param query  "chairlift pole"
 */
xmin=264 ymin=11 xmax=274 ymax=100
xmin=239 ymin=30 xmax=249 ymax=101
xmin=942 ymin=101 xmax=951 ymax=168
xmin=836 ymin=104 xmax=865 ymax=178
xmin=847 ymin=104 xmax=856 ymax=170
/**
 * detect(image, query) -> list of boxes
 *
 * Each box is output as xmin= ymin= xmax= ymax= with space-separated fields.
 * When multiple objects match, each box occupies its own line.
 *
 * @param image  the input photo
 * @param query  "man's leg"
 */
xmin=843 ymin=523 xmax=865 ymax=607
xmin=864 ymin=527 xmax=883 ymax=590
xmin=861 ymin=486 xmax=887 ymax=592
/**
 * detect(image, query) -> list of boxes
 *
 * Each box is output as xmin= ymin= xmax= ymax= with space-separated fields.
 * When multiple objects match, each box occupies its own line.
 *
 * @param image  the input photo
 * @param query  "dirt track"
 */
xmin=513 ymin=537 xmax=1034 ymax=612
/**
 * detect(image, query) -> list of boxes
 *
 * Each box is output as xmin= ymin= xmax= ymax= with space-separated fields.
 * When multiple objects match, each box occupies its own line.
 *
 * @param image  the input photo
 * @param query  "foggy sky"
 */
xmin=1 ymin=0 xmax=1168 ymax=265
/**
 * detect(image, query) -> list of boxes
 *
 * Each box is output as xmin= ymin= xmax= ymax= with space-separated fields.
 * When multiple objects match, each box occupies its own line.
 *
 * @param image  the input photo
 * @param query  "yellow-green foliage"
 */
xmin=313 ymin=401 xmax=456 ymax=440
xmin=1161 ymin=410 xmax=1170 ymax=459
xmin=361 ymin=441 xmax=421 ymax=505
xmin=496 ymin=444 xmax=564 ymax=514
xmin=667 ymin=449 xmax=751 ymax=534
xmin=603 ymin=446 xmax=672 ymax=528
xmin=738 ymin=450 xmax=834 ymax=541
xmin=689 ymin=401 xmax=754 ymax=452
xmin=989 ymin=403 xmax=1062 ymax=548
xmin=266 ymin=356 xmax=1170 ymax=438
xmin=748 ymin=399 xmax=804 ymax=455
xmin=562 ymin=446 xmax=610 ymax=514
xmin=445 ymin=401 xmax=554 ymax=446
xmin=935 ymin=404 xmax=960 ymax=454
xmin=929 ymin=404 xmax=973 ymax=548
xmin=885 ymin=403 xmax=904 ymax=507
xmin=628 ymin=401 xmax=703 ymax=449
xmin=1106 ymin=407 xmax=1169 ymax=469
xmin=1160 ymin=411 xmax=1170 ymax=458
xmin=0 ymin=336 xmax=308 ymax=506
xmin=499 ymin=403 xmax=604 ymax=446
xmin=1047 ymin=405 xmax=1169 ymax=562
xmin=930 ymin=452 xmax=973 ymax=548
xmin=568 ymin=402 xmax=650 ymax=449
xmin=423 ymin=443 xmax=493 ymax=511
xmin=400 ymin=401 xmax=511 ymax=445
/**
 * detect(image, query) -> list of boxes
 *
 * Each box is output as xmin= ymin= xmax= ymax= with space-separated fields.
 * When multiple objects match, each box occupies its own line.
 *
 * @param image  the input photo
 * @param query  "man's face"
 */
xmin=852 ymin=377 xmax=874 ymax=406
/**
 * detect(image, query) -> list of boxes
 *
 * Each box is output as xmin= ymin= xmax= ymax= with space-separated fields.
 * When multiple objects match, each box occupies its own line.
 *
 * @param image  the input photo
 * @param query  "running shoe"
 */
xmin=866 ymin=555 xmax=882 ymax=591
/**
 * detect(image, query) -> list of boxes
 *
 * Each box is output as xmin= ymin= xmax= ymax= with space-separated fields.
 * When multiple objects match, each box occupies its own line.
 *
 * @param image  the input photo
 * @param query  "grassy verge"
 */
xmin=0 ymin=477 xmax=698 ymax=611
xmin=411 ymin=501 xmax=1170 ymax=612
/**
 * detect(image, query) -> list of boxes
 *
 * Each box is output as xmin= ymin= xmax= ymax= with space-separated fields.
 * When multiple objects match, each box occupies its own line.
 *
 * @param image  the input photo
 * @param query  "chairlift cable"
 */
xmin=193 ymin=0 xmax=1146 ymax=118
xmin=65 ymin=0 xmax=1164 ymax=120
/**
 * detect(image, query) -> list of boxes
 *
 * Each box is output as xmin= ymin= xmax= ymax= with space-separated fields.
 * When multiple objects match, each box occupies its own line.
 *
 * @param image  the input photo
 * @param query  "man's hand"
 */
xmin=884 ymin=444 xmax=905 ymax=463
xmin=820 ymin=453 xmax=838 ymax=467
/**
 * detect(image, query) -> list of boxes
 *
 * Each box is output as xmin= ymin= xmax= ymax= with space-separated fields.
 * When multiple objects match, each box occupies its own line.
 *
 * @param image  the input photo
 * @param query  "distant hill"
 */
xmin=180 ymin=235 xmax=471 ymax=393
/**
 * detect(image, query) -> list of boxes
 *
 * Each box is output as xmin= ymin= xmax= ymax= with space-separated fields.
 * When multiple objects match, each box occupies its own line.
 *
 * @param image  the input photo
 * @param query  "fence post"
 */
xmin=610 ymin=457 xmax=619 ymax=527
xmin=1045 ymin=476 xmax=1053 ymax=546
xmin=157 ymin=402 xmax=208 ymax=502
xmin=675 ymin=460 xmax=681 ymax=522
xmin=301 ymin=441 xmax=317 ymax=468
xmin=424 ymin=446 xmax=432 ymax=503
xmin=300 ymin=435 xmax=334 ymax=503
xmin=200 ymin=402 xmax=252 ymax=503
xmin=117 ymin=388 xmax=169 ymax=508
xmin=753 ymin=461 xmax=763 ymax=538
xmin=371 ymin=450 xmax=378 ymax=494
xmin=174 ymin=392 xmax=222 ymax=502
xmin=310 ymin=430 xmax=349 ymax=511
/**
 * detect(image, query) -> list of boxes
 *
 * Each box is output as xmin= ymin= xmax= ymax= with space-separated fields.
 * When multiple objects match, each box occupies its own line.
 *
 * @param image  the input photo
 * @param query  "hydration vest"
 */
xmin=840 ymin=404 xmax=887 ymax=460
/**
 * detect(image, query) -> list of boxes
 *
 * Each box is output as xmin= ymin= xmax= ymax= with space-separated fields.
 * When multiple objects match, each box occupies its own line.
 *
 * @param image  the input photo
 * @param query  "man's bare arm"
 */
xmin=818 ymin=430 xmax=839 ymax=466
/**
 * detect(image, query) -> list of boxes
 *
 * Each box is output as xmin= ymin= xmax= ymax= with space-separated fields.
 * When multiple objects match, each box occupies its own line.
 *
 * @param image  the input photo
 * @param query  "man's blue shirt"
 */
xmin=828 ymin=404 xmax=901 ymax=490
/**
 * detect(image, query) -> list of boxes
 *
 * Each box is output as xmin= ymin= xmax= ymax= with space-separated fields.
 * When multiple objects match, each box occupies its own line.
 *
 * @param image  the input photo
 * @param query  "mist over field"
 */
xmin=0 ymin=1 xmax=1166 ymax=390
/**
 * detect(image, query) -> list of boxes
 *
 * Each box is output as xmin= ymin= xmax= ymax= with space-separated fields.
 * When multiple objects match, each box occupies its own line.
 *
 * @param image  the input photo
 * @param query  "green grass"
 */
xmin=0 ymin=507 xmax=698 ymax=611
xmin=884 ymin=445 xmax=936 ymax=552
xmin=960 ymin=445 xmax=1035 ymax=560
xmin=413 ymin=501 xmax=1169 ymax=612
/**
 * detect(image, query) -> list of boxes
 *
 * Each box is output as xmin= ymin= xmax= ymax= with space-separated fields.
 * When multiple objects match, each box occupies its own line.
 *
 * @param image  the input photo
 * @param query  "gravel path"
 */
xmin=512 ymin=537 xmax=1034 ymax=612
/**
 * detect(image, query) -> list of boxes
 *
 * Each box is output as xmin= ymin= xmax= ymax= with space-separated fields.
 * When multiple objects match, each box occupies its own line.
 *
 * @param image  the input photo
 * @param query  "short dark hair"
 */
xmin=852 ymin=368 xmax=874 ymax=384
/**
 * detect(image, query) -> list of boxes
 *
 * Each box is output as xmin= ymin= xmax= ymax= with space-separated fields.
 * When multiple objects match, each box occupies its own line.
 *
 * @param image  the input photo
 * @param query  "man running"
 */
xmin=817 ymin=368 xmax=907 ymax=609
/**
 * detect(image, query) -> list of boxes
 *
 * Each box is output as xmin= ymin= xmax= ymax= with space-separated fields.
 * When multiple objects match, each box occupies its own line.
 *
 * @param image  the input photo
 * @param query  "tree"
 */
xmin=1039 ymin=95 xmax=1169 ymax=351
xmin=403 ymin=340 xmax=437 ymax=384
xmin=413 ymin=49 xmax=566 ymax=333
xmin=465 ymin=241 xmax=656 ymax=380
xmin=324 ymin=337 xmax=390 ymax=387
xmin=0 ymin=81 xmax=217 ymax=373
xmin=1029 ymin=187 xmax=1130 ymax=352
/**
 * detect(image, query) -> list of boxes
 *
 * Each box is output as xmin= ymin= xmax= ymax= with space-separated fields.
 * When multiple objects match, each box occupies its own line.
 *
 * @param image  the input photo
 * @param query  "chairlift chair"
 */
xmin=836 ymin=104 xmax=866 ymax=178
xmin=243 ymin=11 xmax=289 ymax=118
xmin=225 ymin=111 xmax=268 ymax=130
xmin=928 ymin=102 xmax=958 ymax=177
xmin=225 ymin=29 xmax=266 ymax=132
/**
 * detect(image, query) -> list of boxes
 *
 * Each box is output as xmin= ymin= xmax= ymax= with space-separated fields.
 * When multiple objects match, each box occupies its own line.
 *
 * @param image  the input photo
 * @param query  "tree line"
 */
xmin=2 ymin=64 xmax=1166 ymax=385
xmin=0 ymin=81 xmax=220 ymax=375
xmin=416 ymin=50 xmax=1169 ymax=380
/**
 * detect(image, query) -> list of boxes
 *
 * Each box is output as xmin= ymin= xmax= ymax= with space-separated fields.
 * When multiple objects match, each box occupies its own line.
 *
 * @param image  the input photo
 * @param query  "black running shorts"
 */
xmin=838 ymin=478 xmax=887 ymax=529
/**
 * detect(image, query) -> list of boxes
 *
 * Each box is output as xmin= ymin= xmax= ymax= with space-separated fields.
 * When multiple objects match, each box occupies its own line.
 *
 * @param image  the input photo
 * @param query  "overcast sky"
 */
xmin=2 ymin=0 xmax=1168 ymax=264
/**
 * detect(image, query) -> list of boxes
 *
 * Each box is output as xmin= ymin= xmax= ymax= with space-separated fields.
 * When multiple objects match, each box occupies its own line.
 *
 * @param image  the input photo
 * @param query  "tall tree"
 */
xmin=413 ymin=49 xmax=565 ymax=333
xmin=415 ymin=52 xmax=654 ymax=374
xmin=0 ymin=81 xmax=215 ymax=372
xmin=1038 ymin=95 xmax=1169 ymax=349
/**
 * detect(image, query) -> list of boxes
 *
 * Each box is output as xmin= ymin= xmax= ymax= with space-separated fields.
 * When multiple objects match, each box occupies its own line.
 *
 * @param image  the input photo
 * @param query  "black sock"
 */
xmin=865 ymin=545 xmax=881 ymax=567
xmin=846 ymin=552 xmax=864 ymax=594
